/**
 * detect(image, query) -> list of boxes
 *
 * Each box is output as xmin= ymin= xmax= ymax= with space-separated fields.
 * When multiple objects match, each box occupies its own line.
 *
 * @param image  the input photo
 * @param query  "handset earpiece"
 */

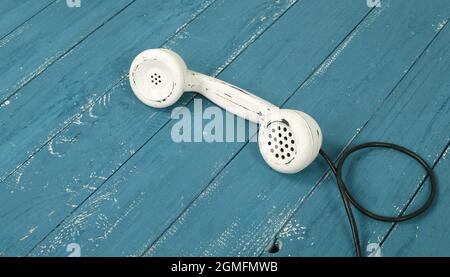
xmin=129 ymin=48 xmax=187 ymax=108
xmin=129 ymin=48 xmax=322 ymax=173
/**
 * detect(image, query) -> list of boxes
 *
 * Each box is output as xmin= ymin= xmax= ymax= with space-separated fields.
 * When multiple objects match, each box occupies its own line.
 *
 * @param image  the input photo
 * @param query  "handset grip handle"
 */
xmin=186 ymin=70 xmax=277 ymax=124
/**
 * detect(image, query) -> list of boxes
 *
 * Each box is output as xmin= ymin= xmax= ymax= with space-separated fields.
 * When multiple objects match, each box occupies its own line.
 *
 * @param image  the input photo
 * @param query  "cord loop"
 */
xmin=320 ymin=142 xmax=437 ymax=257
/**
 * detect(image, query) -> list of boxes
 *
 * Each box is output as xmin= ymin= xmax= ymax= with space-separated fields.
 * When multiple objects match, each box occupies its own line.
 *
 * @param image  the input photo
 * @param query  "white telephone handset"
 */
xmin=129 ymin=48 xmax=436 ymax=257
xmin=129 ymin=48 xmax=322 ymax=173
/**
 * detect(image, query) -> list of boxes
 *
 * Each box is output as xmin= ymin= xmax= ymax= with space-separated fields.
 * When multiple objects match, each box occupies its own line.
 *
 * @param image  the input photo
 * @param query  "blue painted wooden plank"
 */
xmin=28 ymin=0 xmax=374 ymax=256
xmin=138 ymin=0 xmax=449 ymax=256
xmin=0 ymin=0 xmax=214 ymax=256
xmin=0 ymin=0 xmax=54 ymax=39
xmin=263 ymin=22 xmax=450 ymax=257
xmin=0 ymin=0 xmax=296 ymax=256
xmin=0 ymin=0 xmax=212 ymax=183
xmin=381 ymin=144 xmax=450 ymax=256
xmin=0 ymin=0 xmax=136 ymax=107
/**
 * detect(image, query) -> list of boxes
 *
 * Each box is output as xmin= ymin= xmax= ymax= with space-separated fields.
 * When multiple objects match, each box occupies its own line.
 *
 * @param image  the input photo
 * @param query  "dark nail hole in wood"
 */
xmin=266 ymin=239 xmax=282 ymax=254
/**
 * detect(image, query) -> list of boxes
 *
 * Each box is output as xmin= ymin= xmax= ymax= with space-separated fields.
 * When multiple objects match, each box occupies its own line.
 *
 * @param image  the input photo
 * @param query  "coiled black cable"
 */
xmin=319 ymin=142 xmax=437 ymax=257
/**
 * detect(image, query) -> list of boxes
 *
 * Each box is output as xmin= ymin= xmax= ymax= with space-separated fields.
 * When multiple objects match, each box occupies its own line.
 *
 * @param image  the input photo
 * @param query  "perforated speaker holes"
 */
xmin=266 ymin=122 xmax=296 ymax=162
xmin=150 ymin=73 xmax=162 ymax=86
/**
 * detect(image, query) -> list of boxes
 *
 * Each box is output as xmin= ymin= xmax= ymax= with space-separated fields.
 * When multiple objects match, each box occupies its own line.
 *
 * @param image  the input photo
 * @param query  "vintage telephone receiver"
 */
xmin=129 ymin=48 xmax=436 ymax=257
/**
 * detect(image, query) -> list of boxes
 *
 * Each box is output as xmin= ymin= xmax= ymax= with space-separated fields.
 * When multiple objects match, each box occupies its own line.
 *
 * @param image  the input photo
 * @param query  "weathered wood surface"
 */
xmin=0 ymin=0 xmax=448 ymax=256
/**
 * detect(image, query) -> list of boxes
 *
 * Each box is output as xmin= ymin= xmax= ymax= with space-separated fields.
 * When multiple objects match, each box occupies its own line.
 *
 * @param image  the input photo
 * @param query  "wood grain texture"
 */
xmin=1 ymin=0 xmax=298 ymax=257
xmin=0 ymin=0 xmax=136 ymax=104
xmin=0 ymin=0 xmax=214 ymax=256
xmin=142 ymin=0 xmax=449 ymax=256
xmin=0 ymin=0 xmax=139 ymax=182
xmin=382 ymin=143 xmax=450 ymax=256
xmin=263 ymin=21 xmax=450 ymax=257
xmin=0 ymin=0 xmax=213 ymax=183
xmin=1 ymin=0 xmax=448 ymax=257
xmin=29 ymin=0 xmax=374 ymax=257
xmin=0 ymin=0 xmax=54 ymax=39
